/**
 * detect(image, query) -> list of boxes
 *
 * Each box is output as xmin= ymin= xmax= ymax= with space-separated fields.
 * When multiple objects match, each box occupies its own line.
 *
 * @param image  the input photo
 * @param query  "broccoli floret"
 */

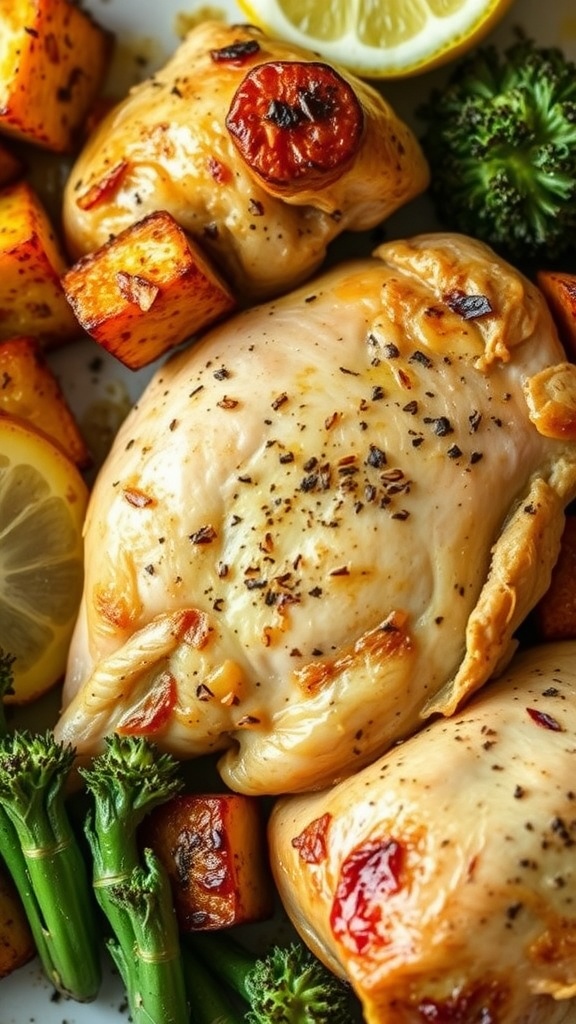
xmin=418 ymin=34 xmax=576 ymax=262
xmin=186 ymin=931 xmax=356 ymax=1024
xmin=80 ymin=734 xmax=188 ymax=1024
xmin=0 ymin=730 xmax=101 ymax=1001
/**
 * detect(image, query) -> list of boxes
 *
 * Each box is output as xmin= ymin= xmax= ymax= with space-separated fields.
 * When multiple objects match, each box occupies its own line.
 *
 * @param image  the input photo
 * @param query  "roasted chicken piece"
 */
xmin=62 ymin=20 xmax=429 ymax=300
xmin=268 ymin=639 xmax=576 ymax=1024
xmin=55 ymin=233 xmax=576 ymax=794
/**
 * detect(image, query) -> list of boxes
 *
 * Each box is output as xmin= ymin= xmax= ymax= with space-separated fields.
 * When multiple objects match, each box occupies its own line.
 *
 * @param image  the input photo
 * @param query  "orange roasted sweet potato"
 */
xmin=0 ymin=867 xmax=35 ymax=979
xmin=0 ymin=180 xmax=79 ymax=346
xmin=142 ymin=793 xmax=274 ymax=932
xmin=0 ymin=336 xmax=90 ymax=467
xmin=0 ymin=0 xmax=113 ymax=153
xmin=537 ymin=270 xmax=576 ymax=360
xmin=62 ymin=210 xmax=237 ymax=370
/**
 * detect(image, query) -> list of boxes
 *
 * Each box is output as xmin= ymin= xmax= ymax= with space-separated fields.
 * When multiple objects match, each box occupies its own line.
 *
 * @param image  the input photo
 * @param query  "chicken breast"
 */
xmin=268 ymin=639 xmax=576 ymax=1024
xmin=61 ymin=20 xmax=429 ymax=300
xmin=55 ymin=233 xmax=576 ymax=794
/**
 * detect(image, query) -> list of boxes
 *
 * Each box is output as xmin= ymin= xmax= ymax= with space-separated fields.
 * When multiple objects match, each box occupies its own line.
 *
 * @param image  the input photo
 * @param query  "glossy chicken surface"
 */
xmin=268 ymin=639 xmax=576 ymax=1024
xmin=62 ymin=21 xmax=429 ymax=300
xmin=55 ymin=233 xmax=576 ymax=794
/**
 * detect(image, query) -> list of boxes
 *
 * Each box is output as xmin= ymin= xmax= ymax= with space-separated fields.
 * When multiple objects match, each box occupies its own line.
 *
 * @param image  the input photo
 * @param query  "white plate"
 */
xmin=2 ymin=0 xmax=576 ymax=1020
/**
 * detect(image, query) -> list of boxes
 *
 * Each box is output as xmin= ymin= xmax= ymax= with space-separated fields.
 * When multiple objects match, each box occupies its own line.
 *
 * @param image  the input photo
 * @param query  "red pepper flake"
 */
xmin=116 ymin=670 xmax=176 ymax=735
xmin=330 ymin=838 xmax=404 ymax=954
xmin=207 ymin=156 xmax=231 ymax=184
xmin=123 ymin=487 xmax=155 ymax=508
xmin=76 ymin=161 xmax=129 ymax=210
xmin=527 ymin=707 xmax=563 ymax=731
xmin=291 ymin=813 xmax=332 ymax=864
xmin=445 ymin=290 xmax=493 ymax=320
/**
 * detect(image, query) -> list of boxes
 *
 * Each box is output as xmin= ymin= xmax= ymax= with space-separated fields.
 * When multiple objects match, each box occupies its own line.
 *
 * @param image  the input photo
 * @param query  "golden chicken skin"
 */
xmin=269 ymin=640 xmax=576 ymax=1024
xmin=62 ymin=20 xmax=429 ymax=300
xmin=55 ymin=234 xmax=576 ymax=794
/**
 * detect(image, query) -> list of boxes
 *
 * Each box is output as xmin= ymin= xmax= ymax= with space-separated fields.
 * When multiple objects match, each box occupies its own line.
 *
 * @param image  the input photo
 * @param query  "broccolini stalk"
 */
xmin=107 ymin=848 xmax=189 ymax=1024
xmin=187 ymin=931 xmax=355 ymax=1024
xmin=80 ymin=734 xmax=187 ymax=1024
xmin=182 ymin=944 xmax=243 ymax=1024
xmin=0 ymin=730 xmax=101 ymax=1001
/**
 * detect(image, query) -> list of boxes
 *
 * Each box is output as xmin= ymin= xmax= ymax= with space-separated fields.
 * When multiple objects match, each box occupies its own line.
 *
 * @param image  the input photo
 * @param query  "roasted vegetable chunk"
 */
xmin=537 ymin=270 xmax=576 ymax=361
xmin=62 ymin=210 xmax=237 ymax=370
xmin=0 ymin=336 xmax=90 ymax=467
xmin=0 ymin=867 xmax=35 ymax=979
xmin=0 ymin=0 xmax=112 ymax=153
xmin=0 ymin=180 xmax=79 ymax=346
xmin=143 ymin=793 xmax=274 ymax=931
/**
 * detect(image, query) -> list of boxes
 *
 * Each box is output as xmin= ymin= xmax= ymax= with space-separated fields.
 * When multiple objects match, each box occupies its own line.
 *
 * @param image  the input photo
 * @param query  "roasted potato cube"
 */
xmin=0 ymin=0 xmax=112 ymax=153
xmin=533 ymin=515 xmax=576 ymax=640
xmin=537 ymin=270 xmax=576 ymax=360
xmin=142 ymin=793 xmax=274 ymax=932
xmin=62 ymin=211 xmax=236 ymax=370
xmin=0 ymin=866 xmax=35 ymax=979
xmin=0 ymin=336 xmax=90 ymax=467
xmin=0 ymin=180 xmax=79 ymax=346
xmin=0 ymin=140 xmax=23 ymax=188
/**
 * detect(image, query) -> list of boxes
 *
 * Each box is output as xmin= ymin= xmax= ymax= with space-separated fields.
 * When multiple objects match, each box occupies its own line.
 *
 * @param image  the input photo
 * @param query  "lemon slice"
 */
xmin=236 ymin=0 xmax=515 ymax=78
xmin=0 ymin=416 xmax=88 ymax=704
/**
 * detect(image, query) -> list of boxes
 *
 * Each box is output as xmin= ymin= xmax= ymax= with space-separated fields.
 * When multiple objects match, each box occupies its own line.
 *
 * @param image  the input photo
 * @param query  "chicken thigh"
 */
xmin=61 ymin=20 xmax=429 ymax=300
xmin=55 ymin=233 xmax=576 ymax=794
xmin=268 ymin=639 xmax=576 ymax=1024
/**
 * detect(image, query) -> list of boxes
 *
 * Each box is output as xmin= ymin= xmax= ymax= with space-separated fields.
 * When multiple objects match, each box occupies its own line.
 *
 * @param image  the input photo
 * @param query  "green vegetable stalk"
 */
xmin=0 ymin=730 xmax=101 ymax=1001
xmin=419 ymin=34 xmax=576 ymax=262
xmin=80 ymin=734 xmax=188 ymax=1024
xmin=186 ymin=930 xmax=355 ymax=1024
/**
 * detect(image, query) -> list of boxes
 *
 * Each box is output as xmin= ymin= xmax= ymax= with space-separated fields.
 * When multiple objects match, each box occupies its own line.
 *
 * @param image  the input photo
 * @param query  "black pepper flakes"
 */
xmin=189 ymin=525 xmax=217 ymax=545
xmin=424 ymin=416 xmax=453 ymax=437
xmin=366 ymin=444 xmax=387 ymax=468
xmin=409 ymin=350 xmax=433 ymax=368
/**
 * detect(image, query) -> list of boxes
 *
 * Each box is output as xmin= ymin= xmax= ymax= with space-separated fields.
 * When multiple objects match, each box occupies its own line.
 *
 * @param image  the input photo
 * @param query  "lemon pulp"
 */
xmin=0 ymin=416 xmax=88 ymax=703
xmin=237 ymin=0 xmax=516 ymax=77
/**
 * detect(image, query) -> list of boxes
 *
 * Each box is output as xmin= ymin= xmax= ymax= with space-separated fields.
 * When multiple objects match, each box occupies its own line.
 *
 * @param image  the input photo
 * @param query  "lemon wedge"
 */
xmin=0 ymin=416 xmax=88 ymax=704
xmin=236 ymin=0 xmax=516 ymax=78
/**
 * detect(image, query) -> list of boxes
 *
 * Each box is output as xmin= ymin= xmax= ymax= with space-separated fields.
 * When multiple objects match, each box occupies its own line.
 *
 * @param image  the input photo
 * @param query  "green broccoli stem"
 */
xmin=181 ymin=943 xmax=244 ymax=1024
xmin=80 ymin=735 xmax=187 ymax=1024
xmin=186 ymin=931 xmax=260 ymax=1003
xmin=186 ymin=931 xmax=356 ymax=1024
xmin=0 ymin=731 xmax=101 ymax=1001
xmin=106 ymin=849 xmax=189 ymax=1024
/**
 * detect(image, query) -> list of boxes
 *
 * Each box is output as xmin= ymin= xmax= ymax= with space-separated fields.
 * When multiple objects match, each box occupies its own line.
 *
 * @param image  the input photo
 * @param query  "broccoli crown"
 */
xmin=0 ymin=730 xmax=75 ymax=826
xmin=419 ymin=35 xmax=576 ymax=261
xmin=244 ymin=942 xmax=352 ymax=1024
xmin=80 ymin=734 xmax=183 ymax=829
